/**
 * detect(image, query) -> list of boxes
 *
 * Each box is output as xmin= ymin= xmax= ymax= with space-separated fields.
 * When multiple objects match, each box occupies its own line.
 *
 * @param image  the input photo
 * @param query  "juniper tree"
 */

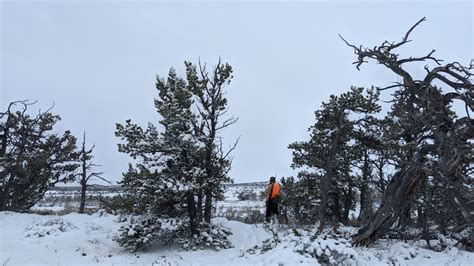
xmin=0 ymin=100 xmax=79 ymax=212
xmin=340 ymin=17 xmax=474 ymax=248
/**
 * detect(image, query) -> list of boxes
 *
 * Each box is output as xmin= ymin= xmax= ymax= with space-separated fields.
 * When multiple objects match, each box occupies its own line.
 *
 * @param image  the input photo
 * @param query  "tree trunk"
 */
xmin=0 ymin=121 xmax=11 ymax=211
xmin=0 ymin=173 xmax=16 ymax=211
xmin=342 ymin=187 xmax=353 ymax=224
xmin=186 ymin=191 xmax=198 ymax=235
xmin=79 ymin=136 xmax=87 ymax=214
xmin=204 ymin=188 xmax=213 ymax=223
xmin=470 ymin=228 xmax=474 ymax=252
xmin=203 ymin=127 xmax=215 ymax=224
xmin=197 ymin=189 xmax=203 ymax=222
xmin=417 ymin=207 xmax=424 ymax=229
xmin=359 ymin=183 xmax=368 ymax=223
xmin=295 ymin=204 xmax=302 ymax=225
xmin=319 ymin=111 xmax=345 ymax=231
xmin=358 ymin=150 xmax=371 ymax=223
xmin=352 ymin=164 xmax=425 ymax=245
xmin=399 ymin=206 xmax=411 ymax=230
xmin=318 ymin=175 xmax=330 ymax=231
xmin=0 ymin=117 xmax=9 ymax=158
xmin=79 ymin=180 xmax=87 ymax=214
xmin=333 ymin=191 xmax=342 ymax=223
xmin=0 ymin=192 xmax=6 ymax=211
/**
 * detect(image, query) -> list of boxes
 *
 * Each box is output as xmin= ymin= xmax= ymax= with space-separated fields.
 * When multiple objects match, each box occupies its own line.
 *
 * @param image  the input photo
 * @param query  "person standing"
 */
xmin=265 ymin=176 xmax=281 ymax=223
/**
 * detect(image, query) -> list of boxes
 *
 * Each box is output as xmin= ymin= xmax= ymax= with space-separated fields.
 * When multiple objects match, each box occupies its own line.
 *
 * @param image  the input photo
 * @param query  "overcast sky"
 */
xmin=1 ymin=1 xmax=473 ymax=184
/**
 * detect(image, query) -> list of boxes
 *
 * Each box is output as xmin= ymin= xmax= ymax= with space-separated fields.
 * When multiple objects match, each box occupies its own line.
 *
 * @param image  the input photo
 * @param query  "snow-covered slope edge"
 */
xmin=0 ymin=212 xmax=472 ymax=265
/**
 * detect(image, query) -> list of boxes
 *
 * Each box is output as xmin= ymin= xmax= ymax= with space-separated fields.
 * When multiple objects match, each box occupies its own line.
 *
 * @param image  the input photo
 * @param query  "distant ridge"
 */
xmin=53 ymin=182 xmax=266 ymax=191
xmin=224 ymin=181 xmax=266 ymax=187
xmin=52 ymin=184 xmax=122 ymax=192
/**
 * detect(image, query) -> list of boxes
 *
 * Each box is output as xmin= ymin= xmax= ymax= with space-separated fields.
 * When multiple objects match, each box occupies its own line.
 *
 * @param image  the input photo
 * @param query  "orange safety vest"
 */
xmin=270 ymin=182 xmax=280 ymax=198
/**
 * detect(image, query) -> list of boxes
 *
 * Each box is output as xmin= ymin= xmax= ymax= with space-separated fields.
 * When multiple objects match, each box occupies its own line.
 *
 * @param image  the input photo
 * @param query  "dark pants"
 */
xmin=265 ymin=198 xmax=279 ymax=222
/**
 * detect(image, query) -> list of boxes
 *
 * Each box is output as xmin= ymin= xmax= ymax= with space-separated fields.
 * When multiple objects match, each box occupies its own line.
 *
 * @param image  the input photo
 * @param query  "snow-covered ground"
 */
xmin=2 ymin=183 xmax=473 ymax=265
xmin=1 ymin=211 xmax=473 ymax=265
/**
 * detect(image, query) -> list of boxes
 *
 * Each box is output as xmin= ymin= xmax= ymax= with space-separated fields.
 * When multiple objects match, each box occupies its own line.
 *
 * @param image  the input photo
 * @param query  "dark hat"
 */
xmin=269 ymin=176 xmax=276 ymax=182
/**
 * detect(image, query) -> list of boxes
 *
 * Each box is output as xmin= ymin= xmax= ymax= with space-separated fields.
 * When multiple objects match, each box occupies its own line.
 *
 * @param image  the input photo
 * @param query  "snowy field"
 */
xmin=31 ymin=186 xmax=123 ymax=215
xmin=215 ymin=183 xmax=266 ymax=223
xmin=32 ymin=183 xmax=267 ymax=222
xmin=1 ymin=183 xmax=473 ymax=265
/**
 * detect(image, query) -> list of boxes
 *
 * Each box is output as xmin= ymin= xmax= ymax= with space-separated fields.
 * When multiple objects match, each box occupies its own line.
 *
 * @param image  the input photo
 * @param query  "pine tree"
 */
xmin=289 ymin=87 xmax=381 ymax=230
xmin=0 ymin=100 xmax=79 ymax=211
xmin=185 ymin=59 xmax=238 ymax=224
xmin=280 ymin=175 xmax=320 ymax=225
xmin=349 ymin=117 xmax=393 ymax=225
xmin=115 ymin=61 xmax=236 ymax=251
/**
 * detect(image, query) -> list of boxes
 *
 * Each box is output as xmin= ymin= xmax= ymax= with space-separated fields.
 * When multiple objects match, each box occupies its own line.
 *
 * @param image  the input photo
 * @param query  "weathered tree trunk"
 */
xmin=358 ymin=150 xmax=371 ymax=223
xmin=333 ymin=191 xmax=342 ymax=223
xmin=342 ymin=188 xmax=352 ymax=224
xmin=352 ymin=163 xmax=425 ymax=245
xmin=319 ymin=111 xmax=345 ymax=231
xmin=79 ymin=135 xmax=87 ymax=214
xmin=79 ymin=180 xmax=87 ymax=214
xmin=399 ymin=206 xmax=411 ymax=230
xmin=359 ymin=185 xmax=367 ymax=221
xmin=417 ymin=206 xmax=431 ymax=246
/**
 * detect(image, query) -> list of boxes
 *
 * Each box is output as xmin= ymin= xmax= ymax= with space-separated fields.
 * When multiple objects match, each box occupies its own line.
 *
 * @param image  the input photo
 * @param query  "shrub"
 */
xmin=180 ymin=223 xmax=233 ymax=251
xmin=237 ymin=190 xmax=257 ymax=201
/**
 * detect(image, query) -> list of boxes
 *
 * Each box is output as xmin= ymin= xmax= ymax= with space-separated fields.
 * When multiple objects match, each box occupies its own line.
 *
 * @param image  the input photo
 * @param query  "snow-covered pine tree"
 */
xmin=289 ymin=87 xmax=381 ymax=230
xmin=185 ymin=59 xmax=238 ymax=224
xmin=115 ymin=65 xmax=234 ymax=251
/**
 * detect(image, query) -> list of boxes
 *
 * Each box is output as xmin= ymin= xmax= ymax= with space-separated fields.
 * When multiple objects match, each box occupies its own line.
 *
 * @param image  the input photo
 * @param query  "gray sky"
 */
xmin=1 ymin=1 xmax=473 ymax=184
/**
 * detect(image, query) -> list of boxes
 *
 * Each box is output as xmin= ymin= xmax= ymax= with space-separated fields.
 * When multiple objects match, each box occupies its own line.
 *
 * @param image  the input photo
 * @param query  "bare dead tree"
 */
xmin=340 ymin=17 xmax=474 ymax=247
xmin=77 ymin=132 xmax=109 ymax=214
